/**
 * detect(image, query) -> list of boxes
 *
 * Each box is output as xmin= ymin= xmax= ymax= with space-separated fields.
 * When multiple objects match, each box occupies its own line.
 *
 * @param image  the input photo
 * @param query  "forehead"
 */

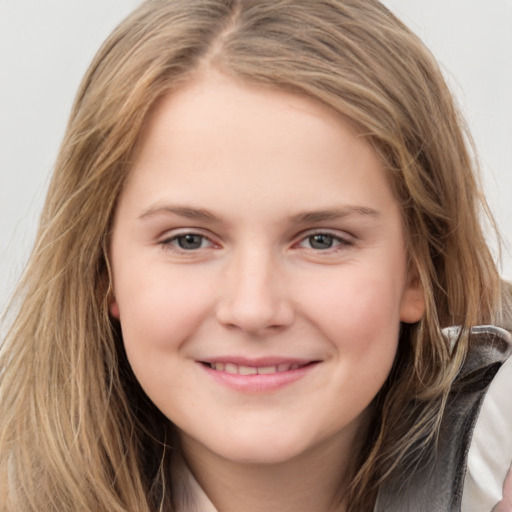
xmin=120 ymin=71 xmax=398 ymax=223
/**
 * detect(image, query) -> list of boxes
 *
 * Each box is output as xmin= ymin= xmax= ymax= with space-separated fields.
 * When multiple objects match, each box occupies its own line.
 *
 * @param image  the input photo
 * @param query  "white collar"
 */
xmin=171 ymin=449 xmax=219 ymax=512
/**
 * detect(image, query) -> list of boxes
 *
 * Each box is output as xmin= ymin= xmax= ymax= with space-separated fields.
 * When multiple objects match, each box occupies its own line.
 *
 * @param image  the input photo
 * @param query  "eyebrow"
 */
xmin=139 ymin=205 xmax=220 ymax=221
xmin=291 ymin=206 xmax=380 ymax=224
xmin=139 ymin=204 xmax=379 ymax=223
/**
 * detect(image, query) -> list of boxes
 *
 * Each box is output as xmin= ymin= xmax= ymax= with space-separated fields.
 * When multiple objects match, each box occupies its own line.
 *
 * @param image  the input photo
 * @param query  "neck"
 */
xmin=178 ymin=426 xmax=366 ymax=512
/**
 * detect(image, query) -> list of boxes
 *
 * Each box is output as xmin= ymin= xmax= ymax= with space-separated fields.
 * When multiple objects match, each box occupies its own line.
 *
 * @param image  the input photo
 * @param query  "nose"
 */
xmin=215 ymin=249 xmax=295 ymax=335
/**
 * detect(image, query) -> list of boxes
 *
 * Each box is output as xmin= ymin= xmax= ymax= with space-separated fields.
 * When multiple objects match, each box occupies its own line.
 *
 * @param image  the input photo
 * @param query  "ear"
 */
xmin=399 ymin=264 xmax=426 ymax=324
xmin=108 ymin=292 xmax=121 ymax=319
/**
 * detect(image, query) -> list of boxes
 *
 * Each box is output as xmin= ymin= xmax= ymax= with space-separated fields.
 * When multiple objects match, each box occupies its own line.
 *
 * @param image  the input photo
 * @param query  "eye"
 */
xmin=297 ymin=232 xmax=352 ymax=251
xmin=306 ymin=234 xmax=337 ymax=250
xmin=161 ymin=233 xmax=214 ymax=251
xmin=175 ymin=234 xmax=205 ymax=250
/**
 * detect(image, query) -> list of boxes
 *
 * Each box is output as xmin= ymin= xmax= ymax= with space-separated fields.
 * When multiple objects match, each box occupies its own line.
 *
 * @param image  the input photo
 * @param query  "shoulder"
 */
xmin=461 ymin=327 xmax=512 ymax=510
xmin=375 ymin=325 xmax=512 ymax=512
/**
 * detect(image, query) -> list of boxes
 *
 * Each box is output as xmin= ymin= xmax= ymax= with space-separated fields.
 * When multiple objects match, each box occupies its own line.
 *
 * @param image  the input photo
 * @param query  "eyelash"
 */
xmin=295 ymin=231 xmax=353 ymax=251
xmin=160 ymin=231 xmax=216 ymax=252
xmin=159 ymin=230 xmax=354 ymax=254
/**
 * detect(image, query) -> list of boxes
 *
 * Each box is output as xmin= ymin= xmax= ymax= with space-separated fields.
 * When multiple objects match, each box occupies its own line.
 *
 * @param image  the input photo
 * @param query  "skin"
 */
xmin=493 ymin=467 xmax=512 ymax=511
xmin=109 ymin=71 xmax=425 ymax=512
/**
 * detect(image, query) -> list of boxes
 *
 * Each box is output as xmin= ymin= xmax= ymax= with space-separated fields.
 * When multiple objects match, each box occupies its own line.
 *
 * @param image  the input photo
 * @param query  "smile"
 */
xmin=198 ymin=359 xmax=320 ymax=392
xmin=202 ymin=362 xmax=307 ymax=374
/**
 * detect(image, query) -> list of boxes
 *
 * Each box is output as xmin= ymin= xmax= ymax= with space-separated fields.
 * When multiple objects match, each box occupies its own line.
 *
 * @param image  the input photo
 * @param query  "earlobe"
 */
xmin=400 ymin=270 xmax=426 ymax=324
xmin=109 ymin=294 xmax=120 ymax=319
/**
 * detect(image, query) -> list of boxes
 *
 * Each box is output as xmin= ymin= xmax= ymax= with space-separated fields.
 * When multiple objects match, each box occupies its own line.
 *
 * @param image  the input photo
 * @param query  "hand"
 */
xmin=492 ymin=465 xmax=512 ymax=512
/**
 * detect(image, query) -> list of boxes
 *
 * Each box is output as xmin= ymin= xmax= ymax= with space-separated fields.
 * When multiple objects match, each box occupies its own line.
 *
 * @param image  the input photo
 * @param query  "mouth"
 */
xmin=200 ymin=361 xmax=313 ymax=375
xmin=198 ymin=358 xmax=320 ymax=392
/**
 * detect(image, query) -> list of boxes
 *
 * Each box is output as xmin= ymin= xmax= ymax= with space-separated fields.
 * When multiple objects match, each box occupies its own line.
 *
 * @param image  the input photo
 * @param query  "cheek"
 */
xmin=299 ymin=268 xmax=404 ymax=344
xmin=294 ymin=265 xmax=403 ymax=397
xmin=114 ymin=263 xmax=215 ymax=360
xmin=282 ymin=269 xmax=403 ymax=441
xmin=115 ymin=267 xmax=217 ymax=412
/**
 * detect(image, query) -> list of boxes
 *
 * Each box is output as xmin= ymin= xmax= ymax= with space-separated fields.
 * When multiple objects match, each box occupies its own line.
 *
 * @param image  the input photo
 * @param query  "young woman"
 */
xmin=0 ymin=1 xmax=510 ymax=511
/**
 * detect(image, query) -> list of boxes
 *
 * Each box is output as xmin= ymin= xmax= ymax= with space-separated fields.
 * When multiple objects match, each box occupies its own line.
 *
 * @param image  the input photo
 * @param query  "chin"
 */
xmin=206 ymin=432 xmax=315 ymax=466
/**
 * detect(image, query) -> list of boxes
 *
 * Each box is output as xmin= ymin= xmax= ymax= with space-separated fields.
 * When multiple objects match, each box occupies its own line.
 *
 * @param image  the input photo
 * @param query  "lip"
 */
xmin=201 ymin=356 xmax=314 ymax=367
xmin=197 ymin=357 xmax=320 ymax=393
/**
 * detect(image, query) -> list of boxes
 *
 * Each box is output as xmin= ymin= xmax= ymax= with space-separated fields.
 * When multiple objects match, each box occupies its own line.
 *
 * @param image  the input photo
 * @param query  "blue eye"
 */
xmin=163 ymin=233 xmax=211 ymax=251
xmin=175 ymin=234 xmax=204 ymax=250
xmin=297 ymin=232 xmax=351 ymax=251
xmin=307 ymin=234 xmax=336 ymax=250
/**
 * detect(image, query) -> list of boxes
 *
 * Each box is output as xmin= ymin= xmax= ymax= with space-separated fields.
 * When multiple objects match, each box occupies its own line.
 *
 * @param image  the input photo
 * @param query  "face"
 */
xmin=109 ymin=72 xmax=425 ymax=467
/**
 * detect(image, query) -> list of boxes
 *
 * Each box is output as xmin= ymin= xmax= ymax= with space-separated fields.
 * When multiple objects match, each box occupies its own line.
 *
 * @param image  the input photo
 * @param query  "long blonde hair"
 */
xmin=0 ymin=1 xmax=503 ymax=510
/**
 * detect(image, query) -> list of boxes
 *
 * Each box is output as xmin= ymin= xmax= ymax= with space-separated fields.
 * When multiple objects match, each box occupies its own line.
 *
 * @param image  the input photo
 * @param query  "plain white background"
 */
xmin=1 ymin=1 xmax=511 ymax=311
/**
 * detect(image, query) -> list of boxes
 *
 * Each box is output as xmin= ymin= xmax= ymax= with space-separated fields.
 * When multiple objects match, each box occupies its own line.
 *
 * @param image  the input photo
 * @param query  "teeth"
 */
xmin=239 ymin=365 xmax=258 ymax=375
xmin=258 ymin=366 xmax=277 ymax=374
xmin=207 ymin=362 xmax=305 ymax=374
xmin=225 ymin=363 xmax=238 ymax=374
